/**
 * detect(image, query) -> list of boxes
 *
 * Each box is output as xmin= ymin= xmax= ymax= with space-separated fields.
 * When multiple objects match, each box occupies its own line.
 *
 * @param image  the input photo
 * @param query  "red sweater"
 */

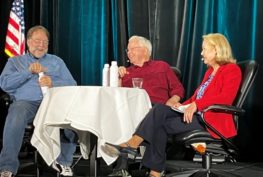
xmin=121 ymin=60 xmax=184 ymax=104
xmin=183 ymin=63 xmax=242 ymax=138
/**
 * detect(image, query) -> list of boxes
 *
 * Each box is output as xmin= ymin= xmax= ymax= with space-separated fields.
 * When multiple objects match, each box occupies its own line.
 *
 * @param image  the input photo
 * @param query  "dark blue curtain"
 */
xmin=80 ymin=0 xmax=108 ymax=85
xmin=38 ymin=0 xmax=263 ymax=161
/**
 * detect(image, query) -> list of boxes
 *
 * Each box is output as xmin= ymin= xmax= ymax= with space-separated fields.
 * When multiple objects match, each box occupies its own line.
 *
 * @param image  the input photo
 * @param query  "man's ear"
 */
xmin=143 ymin=48 xmax=148 ymax=55
xmin=145 ymin=48 xmax=151 ymax=58
xmin=26 ymin=39 xmax=30 ymax=48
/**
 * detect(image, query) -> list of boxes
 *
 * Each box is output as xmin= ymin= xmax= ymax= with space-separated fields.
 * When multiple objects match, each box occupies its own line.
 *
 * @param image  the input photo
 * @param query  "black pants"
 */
xmin=135 ymin=104 xmax=205 ymax=172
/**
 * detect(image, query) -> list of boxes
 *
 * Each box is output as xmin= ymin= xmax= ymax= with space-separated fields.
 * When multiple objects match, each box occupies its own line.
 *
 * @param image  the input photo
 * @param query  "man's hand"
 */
xmin=165 ymin=95 xmax=181 ymax=107
xmin=39 ymin=75 xmax=52 ymax=88
xmin=29 ymin=62 xmax=47 ymax=74
xmin=118 ymin=66 xmax=129 ymax=78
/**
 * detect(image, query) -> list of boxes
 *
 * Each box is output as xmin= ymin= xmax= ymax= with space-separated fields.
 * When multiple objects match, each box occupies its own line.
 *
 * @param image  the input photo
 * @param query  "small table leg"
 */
xmin=89 ymin=134 xmax=99 ymax=177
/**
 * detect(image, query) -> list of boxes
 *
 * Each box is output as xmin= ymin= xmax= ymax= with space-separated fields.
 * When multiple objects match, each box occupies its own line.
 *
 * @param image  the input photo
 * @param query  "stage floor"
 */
xmin=16 ymin=155 xmax=263 ymax=177
xmin=166 ymin=160 xmax=263 ymax=177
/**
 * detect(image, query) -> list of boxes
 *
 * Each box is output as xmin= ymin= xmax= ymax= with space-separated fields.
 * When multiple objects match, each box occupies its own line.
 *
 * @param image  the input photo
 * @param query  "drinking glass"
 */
xmin=132 ymin=78 xmax=143 ymax=88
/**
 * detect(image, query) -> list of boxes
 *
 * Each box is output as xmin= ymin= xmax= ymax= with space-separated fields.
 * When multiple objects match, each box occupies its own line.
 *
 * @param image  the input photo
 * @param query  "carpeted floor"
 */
xmin=16 ymin=154 xmax=263 ymax=177
xmin=166 ymin=160 xmax=263 ymax=177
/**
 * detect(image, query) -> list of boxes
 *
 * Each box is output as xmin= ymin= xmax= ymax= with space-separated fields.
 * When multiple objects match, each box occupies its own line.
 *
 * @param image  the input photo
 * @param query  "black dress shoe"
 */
xmin=101 ymin=142 xmax=138 ymax=159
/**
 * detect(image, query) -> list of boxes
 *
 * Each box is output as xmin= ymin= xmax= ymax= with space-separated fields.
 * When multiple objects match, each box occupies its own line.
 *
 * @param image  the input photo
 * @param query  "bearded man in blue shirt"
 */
xmin=0 ymin=25 xmax=76 ymax=177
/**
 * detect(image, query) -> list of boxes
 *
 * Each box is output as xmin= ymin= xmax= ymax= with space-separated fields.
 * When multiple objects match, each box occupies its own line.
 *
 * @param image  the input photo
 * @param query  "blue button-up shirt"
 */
xmin=0 ymin=53 xmax=77 ymax=101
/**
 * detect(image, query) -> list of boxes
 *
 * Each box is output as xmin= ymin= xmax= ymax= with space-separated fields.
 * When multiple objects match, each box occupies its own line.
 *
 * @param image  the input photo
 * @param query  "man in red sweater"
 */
xmin=119 ymin=35 xmax=184 ymax=106
xmin=110 ymin=36 xmax=185 ymax=176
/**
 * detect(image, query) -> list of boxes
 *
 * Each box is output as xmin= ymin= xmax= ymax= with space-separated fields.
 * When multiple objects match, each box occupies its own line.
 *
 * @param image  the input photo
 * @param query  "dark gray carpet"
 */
xmin=166 ymin=160 xmax=263 ymax=177
xmin=16 ymin=154 xmax=263 ymax=177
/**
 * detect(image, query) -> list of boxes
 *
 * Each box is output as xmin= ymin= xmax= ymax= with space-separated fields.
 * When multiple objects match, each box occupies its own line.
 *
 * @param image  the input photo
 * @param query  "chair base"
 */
xmin=166 ymin=169 xmax=241 ymax=177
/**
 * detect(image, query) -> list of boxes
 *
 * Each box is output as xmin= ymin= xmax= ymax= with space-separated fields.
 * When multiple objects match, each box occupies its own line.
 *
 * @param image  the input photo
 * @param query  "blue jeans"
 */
xmin=0 ymin=100 xmax=76 ymax=174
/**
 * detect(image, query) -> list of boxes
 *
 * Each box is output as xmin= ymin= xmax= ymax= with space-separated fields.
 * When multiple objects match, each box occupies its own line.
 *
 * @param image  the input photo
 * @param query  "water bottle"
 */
xmin=102 ymin=63 xmax=110 ymax=86
xmin=110 ymin=61 xmax=119 ymax=87
xmin=38 ymin=72 xmax=49 ymax=96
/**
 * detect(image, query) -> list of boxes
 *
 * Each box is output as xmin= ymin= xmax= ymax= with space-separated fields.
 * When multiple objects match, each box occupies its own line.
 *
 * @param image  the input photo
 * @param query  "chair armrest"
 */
xmin=199 ymin=104 xmax=242 ymax=152
xmin=0 ymin=93 xmax=11 ymax=107
xmin=202 ymin=104 xmax=245 ymax=116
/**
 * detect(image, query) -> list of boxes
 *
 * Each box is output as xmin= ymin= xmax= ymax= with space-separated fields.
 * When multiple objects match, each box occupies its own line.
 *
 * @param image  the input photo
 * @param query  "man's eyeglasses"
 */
xmin=31 ymin=38 xmax=49 ymax=46
xmin=125 ymin=47 xmax=144 ymax=53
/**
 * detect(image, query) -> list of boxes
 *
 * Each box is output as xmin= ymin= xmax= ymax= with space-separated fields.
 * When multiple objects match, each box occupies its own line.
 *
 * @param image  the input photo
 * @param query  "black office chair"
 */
xmin=170 ymin=66 xmax=182 ymax=80
xmin=0 ymin=92 xmax=40 ymax=177
xmin=166 ymin=60 xmax=259 ymax=177
xmin=0 ymin=92 xmax=10 ymax=149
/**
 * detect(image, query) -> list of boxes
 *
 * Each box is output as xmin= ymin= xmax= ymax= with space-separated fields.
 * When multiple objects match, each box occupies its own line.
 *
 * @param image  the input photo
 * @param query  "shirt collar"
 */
xmin=133 ymin=60 xmax=152 ymax=68
xmin=27 ymin=51 xmax=46 ymax=60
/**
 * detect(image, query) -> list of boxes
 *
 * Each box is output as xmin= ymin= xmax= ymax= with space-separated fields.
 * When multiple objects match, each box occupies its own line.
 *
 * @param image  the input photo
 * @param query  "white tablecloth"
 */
xmin=31 ymin=86 xmax=152 ymax=165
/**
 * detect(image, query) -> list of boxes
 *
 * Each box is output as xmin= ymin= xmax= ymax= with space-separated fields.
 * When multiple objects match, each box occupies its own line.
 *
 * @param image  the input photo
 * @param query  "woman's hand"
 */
xmin=183 ymin=102 xmax=197 ymax=123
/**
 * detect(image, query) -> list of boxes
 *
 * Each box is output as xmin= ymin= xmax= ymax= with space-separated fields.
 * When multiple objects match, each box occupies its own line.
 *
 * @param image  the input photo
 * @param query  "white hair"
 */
xmin=129 ymin=35 xmax=152 ymax=56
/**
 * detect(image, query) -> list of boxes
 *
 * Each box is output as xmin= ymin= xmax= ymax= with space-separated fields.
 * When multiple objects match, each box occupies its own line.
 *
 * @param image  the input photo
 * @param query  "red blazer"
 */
xmin=183 ymin=63 xmax=242 ymax=138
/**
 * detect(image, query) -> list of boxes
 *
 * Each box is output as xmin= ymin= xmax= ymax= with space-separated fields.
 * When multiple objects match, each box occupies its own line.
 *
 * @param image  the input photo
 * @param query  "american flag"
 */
xmin=4 ymin=0 xmax=25 ymax=57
